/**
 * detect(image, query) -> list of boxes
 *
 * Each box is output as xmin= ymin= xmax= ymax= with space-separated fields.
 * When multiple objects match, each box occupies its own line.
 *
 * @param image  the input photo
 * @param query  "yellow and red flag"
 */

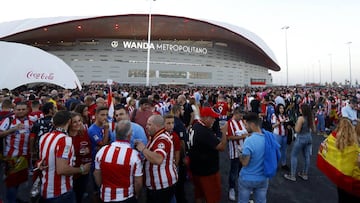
xmin=317 ymin=131 xmax=360 ymax=197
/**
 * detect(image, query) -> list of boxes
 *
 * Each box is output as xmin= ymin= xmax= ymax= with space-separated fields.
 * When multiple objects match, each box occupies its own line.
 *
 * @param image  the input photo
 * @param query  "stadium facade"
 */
xmin=0 ymin=14 xmax=280 ymax=86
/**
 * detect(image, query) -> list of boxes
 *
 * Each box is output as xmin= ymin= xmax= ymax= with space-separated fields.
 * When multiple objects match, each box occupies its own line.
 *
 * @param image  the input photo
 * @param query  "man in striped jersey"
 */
xmin=39 ymin=110 xmax=91 ymax=203
xmin=94 ymin=120 xmax=143 ymax=203
xmin=0 ymin=102 xmax=35 ymax=203
xmin=135 ymin=115 xmax=177 ymax=203
xmin=222 ymin=108 xmax=248 ymax=201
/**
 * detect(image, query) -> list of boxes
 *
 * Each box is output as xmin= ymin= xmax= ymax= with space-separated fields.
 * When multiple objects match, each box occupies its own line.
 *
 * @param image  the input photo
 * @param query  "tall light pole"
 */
xmin=329 ymin=53 xmax=333 ymax=85
xmin=146 ymin=0 xmax=154 ymax=87
xmin=282 ymin=26 xmax=290 ymax=87
xmin=318 ymin=60 xmax=321 ymax=85
xmin=346 ymin=41 xmax=352 ymax=87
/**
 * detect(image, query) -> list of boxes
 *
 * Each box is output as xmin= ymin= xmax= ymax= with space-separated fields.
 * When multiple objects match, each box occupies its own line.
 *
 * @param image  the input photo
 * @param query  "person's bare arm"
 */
xmin=134 ymin=176 xmax=143 ymax=198
xmin=102 ymin=122 xmax=110 ymax=145
xmin=174 ymin=150 xmax=180 ymax=166
xmin=56 ymin=158 xmax=90 ymax=176
xmin=93 ymin=169 xmax=102 ymax=187
xmin=239 ymin=154 xmax=250 ymax=166
xmin=294 ymin=116 xmax=304 ymax=133
xmin=136 ymin=142 xmax=164 ymax=165
xmin=216 ymin=129 xmax=227 ymax=151
xmin=0 ymin=123 xmax=22 ymax=138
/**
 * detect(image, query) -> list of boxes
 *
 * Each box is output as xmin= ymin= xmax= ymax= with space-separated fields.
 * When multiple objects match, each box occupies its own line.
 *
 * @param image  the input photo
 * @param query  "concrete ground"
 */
xmin=1 ymin=132 xmax=337 ymax=203
xmin=186 ymin=132 xmax=338 ymax=203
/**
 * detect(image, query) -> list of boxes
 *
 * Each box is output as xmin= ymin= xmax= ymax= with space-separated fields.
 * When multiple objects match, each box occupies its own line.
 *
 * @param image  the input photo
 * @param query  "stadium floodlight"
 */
xmin=281 ymin=26 xmax=290 ymax=87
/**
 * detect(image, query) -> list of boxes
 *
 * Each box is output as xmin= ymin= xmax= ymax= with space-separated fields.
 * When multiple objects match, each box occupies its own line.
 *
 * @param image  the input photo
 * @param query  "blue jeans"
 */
xmin=275 ymin=135 xmax=288 ymax=166
xmin=317 ymin=113 xmax=325 ymax=132
xmin=238 ymin=177 xmax=268 ymax=203
xmin=40 ymin=191 xmax=76 ymax=203
xmin=6 ymin=186 xmax=18 ymax=203
xmin=229 ymin=158 xmax=241 ymax=189
xmin=290 ymin=133 xmax=312 ymax=176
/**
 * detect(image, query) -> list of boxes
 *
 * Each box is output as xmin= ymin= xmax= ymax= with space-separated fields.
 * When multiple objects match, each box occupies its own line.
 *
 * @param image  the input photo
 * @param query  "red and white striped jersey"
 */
xmin=95 ymin=141 xmax=142 ymax=202
xmin=227 ymin=119 xmax=247 ymax=159
xmin=301 ymin=96 xmax=313 ymax=105
xmin=0 ymin=115 xmax=35 ymax=157
xmin=144 ymin=129 xmax=177 ymax=190
xmin=325 ymin=99 xmax=331 ymax=116
xmin=271 ymin=114 xmax=286 ymax=136
xmin=39 ymin=130 xmax=75 ymax=199
xmin=153 ymin=102 xmax=170 ymax=116
xmin=29 ymin=111 xmax=44 ymax=122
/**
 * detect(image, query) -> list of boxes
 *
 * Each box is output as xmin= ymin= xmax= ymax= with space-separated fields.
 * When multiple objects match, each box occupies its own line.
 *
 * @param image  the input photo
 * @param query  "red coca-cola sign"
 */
xmin=26 ymin=71 xmax=54 ymax=80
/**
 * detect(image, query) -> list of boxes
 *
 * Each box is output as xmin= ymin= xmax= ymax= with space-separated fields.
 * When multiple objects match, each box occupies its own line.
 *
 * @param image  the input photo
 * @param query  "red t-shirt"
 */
xmin=214 ymin=101 xmax=229 ymax=116
xmin=71 ymin=129 xmax=92 ymax=167
xmin=88 ymin=103 xmax=97 ymax=123
xmin=261 ymin=103 xmax=267 ymax=115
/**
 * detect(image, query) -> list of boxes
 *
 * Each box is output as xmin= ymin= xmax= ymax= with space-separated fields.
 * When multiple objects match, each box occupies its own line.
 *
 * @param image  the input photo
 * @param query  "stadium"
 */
xmin=0 ymin=13 xmax=280 ymax=87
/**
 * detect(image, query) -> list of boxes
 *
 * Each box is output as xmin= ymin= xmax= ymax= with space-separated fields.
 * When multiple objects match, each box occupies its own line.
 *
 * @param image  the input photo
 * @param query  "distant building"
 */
xmin=0 ymin=14 xmax=280 ymax=86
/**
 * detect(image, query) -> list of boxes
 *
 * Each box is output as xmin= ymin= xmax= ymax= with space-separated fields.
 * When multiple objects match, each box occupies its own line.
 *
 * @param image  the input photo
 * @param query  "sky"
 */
xmin=1 ymin=0 xmax=359 ymax=86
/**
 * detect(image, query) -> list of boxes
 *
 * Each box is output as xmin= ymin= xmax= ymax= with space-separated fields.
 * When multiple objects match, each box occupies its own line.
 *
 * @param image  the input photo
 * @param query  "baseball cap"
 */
xmin=200 ymin=107 xmax=220 ymax=118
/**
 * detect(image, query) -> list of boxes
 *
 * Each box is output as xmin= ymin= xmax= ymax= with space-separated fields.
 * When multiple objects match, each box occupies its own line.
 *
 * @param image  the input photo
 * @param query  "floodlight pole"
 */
xmin=318 ymin=60 xmax=321 ymax=85
xmin=329 ymin=53 xmax=333 ymax=85
xmin=146 ymin=0 xmax=154 ymax=87
xmin=346 ymin=41 xmax=352 ymax=87
xmin=282 ymin=26 xmax=290 ymax=87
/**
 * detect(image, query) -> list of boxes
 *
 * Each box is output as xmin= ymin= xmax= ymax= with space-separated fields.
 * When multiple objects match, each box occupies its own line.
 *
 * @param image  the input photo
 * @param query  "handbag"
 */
xmin=317 ymin=132 xmax=360 ymax=197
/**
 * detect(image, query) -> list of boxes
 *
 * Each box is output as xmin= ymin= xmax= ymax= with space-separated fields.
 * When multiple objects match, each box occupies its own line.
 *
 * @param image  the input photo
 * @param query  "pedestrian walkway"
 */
xmin=181 ymin=132 xmax=337 ymax=203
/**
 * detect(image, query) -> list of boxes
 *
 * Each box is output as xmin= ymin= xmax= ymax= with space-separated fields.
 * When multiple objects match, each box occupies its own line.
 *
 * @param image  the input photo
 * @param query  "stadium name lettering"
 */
xmin=120 ymin=41 xmax=208 ymax=55
xmin=26 ymin=71 xmax=54 ymax=80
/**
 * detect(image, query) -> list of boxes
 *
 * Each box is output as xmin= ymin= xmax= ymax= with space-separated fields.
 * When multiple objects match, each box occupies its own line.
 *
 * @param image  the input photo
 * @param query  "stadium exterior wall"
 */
xmin=41 ymin=38 xmax=272 ymax=86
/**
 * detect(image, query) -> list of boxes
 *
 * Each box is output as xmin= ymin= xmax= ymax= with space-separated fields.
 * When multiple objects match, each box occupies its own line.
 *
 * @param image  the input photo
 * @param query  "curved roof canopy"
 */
xmin=0 ymin=41 xmax=82 ymax=90
xmin=0 ymin=14 xmax=280 ymax=71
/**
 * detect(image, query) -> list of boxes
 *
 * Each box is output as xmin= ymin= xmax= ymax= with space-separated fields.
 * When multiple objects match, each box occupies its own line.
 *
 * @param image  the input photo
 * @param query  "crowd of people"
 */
xmin=0 ymin=84 xmax=359 ymax=203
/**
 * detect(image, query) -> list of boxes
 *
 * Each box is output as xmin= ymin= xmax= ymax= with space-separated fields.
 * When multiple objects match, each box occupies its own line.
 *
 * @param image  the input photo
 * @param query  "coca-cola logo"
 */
xmin=26 ymin=71 xmax=54 ymax=80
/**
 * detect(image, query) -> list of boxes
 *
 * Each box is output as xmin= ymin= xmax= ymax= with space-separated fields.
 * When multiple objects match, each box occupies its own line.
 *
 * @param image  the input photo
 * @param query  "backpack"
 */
xmin=262 ymin=129 xmax=281 ymax=178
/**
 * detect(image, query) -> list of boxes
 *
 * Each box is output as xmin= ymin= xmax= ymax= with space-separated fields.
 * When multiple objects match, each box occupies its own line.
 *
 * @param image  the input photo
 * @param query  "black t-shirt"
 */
xmin=250 ymin=99 xmax=261 ymax=114
xmin=31 ymin=115 xmax=53 ymax=158
xmin=180 ymin=102 xmax=193 ymax=127
xmin=189 ymin=122 xmax=220 ymax=176
xmin=32 ymin=116 xmax=53 ymax=138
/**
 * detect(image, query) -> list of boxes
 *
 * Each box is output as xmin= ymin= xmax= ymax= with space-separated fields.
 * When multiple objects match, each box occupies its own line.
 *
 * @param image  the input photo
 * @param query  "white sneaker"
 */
xmin=229 ymin=188 xmax=236 ymax=201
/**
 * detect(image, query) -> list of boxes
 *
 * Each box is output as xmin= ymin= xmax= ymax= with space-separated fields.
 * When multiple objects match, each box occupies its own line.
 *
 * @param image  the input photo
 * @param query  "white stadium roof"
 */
xmin=0 ymin=13 xmax=280 ymax=71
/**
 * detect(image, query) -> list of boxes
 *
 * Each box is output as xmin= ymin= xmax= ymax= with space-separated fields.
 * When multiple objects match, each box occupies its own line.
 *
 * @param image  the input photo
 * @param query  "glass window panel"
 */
xmin=128 ymin=69 xmax=155 ymax=78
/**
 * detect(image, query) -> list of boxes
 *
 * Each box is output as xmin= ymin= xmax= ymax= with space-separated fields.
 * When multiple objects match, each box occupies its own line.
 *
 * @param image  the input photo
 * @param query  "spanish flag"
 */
xmin=107 ymin=79 xmax=115 ymax=132
xmin=317 ymin=131 xmax=360 ymax=197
